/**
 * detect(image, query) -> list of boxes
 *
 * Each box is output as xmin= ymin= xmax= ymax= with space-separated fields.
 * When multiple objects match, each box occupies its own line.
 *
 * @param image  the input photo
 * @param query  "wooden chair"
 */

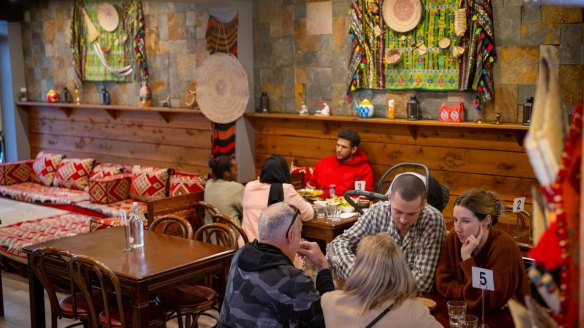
xmin=194 ymin=201 xmax=222 ymax=229
xmin=155 ymin=221 xmax=223 ymax=328
xmin=210 ymin=212 xmax=249 ymax=245
xmin=69 ymin=254 xmax=166 ymax=328
xmin=29 ymin=247 xmax=93 ymax=328
xmin=148 ymin=214 xmax=194 ymax=239
xmin=194 ymin=223 xmax=238 ymax=250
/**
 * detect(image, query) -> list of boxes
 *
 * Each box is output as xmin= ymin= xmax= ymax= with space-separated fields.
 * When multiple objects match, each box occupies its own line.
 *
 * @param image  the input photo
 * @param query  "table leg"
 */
xmin=28 ymin=266 xmax=45 ymax=327
xmin=130 ymin=285 xmax=150 ymax=327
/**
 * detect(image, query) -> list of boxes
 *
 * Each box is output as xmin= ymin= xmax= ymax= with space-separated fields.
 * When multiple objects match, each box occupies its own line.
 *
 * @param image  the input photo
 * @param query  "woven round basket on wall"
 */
xmin=382 ymin=0 xmax=423 ymax=33
xmin=196 ymin=53 xmax=250 ymax=124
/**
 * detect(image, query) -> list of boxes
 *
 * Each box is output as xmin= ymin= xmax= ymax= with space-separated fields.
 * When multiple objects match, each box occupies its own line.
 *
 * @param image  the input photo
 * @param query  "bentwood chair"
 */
xmin=210 ymin=212 xmax=249 ymax=245
xmin=148 ymin=214 xmax=194 ymax=239
xmin=69 ymin=254 xmax=166 ymax=328
xmin=29 ymin=247 xmax=94 ymax=328
xmin=193 ymin=201 xmax=222 ymax=229
xmin=155 ymin=223 xmax=234 ymax=328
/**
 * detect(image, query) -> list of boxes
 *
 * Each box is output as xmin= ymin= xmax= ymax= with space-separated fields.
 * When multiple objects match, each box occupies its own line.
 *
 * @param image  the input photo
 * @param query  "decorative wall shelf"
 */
xmin=16 ymin=101 xmax=202 ymax=123
xmin=244 ymin=112 xmax=530 ymax=146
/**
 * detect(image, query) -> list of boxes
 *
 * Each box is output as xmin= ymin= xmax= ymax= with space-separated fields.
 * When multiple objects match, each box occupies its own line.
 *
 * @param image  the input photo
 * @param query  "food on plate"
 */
xmin=298 ymin=189 xmax=324 ymax=197
xmin=416 ymin=297 xmax=437 ymax=310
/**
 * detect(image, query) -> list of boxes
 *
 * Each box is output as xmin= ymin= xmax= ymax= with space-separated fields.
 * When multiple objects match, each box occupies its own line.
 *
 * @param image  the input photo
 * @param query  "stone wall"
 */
xmin=252 ymin=0 xmax=583 ymax=123
xmin=21 ymin=1 xmax=210 ymax=106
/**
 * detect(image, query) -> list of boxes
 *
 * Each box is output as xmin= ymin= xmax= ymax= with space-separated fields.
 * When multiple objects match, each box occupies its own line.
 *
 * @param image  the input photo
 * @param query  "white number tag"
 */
xmin=355 ymin=181 xmax=366 ymax=191
xmin=512 ymin=197 xmax=526 ymax=213
xmin=472 ymin=266 xmax=494 ymax=291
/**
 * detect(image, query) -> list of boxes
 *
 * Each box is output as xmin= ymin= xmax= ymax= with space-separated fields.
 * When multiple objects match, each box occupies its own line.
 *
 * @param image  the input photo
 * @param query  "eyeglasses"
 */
xmin=284 ymin=205 xmax=300 ymax=239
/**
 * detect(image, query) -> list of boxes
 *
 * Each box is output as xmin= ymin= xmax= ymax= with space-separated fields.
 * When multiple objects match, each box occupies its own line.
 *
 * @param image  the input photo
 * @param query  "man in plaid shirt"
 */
xmin=327 ymin=174 xmax=446 ymax=292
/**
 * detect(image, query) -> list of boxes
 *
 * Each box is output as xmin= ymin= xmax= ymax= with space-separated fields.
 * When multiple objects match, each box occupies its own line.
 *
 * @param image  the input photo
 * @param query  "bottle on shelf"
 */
xmin=73 ymin=86 xmax=81 ymax=104
xmin=100 ymin=87 xmax=111 ymax=105
xmin=62 ymin=87 xmax=72 ymax=103
xmin=128 ymin=202 xmax=144 ymax=249
xmin=387 ymin=99 xmax=395 ymax=119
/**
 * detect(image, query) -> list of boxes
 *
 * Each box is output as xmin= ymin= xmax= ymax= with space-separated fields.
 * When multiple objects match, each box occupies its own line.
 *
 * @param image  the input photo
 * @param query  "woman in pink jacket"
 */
xmin=242 ymin=155 xmax=314 ymax=246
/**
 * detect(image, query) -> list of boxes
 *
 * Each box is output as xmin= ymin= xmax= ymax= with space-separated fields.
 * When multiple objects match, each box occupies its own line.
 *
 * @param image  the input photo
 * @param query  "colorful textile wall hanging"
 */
xmin=206 ymin=13 xmax=239 ymax=158
xmin=347 ymin=0 xmax=496 ymax=110
xmin=71 ymin=0 xmax=149 ymax=84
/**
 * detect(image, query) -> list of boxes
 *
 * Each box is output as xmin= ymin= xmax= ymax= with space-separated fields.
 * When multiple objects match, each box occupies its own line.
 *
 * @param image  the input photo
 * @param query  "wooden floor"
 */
xmin=0 ymin=271 xmax=218 ymax=328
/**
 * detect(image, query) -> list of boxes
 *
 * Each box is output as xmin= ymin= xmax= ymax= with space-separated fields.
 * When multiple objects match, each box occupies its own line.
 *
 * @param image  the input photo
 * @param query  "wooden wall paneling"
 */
xmin=23 ymin=104 xmax=213 ymax=176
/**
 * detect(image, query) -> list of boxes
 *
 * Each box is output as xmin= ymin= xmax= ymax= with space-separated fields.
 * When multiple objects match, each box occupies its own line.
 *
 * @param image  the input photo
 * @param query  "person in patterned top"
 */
xmin=327 ymin=174 xmax=446 ymax=293
xmin=219 ymin=202 xmax=335 ymax=328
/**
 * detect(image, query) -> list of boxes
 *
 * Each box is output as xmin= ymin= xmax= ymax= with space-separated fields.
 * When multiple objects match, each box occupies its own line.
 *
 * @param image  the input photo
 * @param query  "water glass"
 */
xmin=314 ymin=205 xmax=326 ymax=219
xmin=460 ymin=315 xmax=478 ymax=328
xmin=326 ymin=205 xmax=340 ymax=221
xmin=447 ymin=300 xmax=467 ymax=328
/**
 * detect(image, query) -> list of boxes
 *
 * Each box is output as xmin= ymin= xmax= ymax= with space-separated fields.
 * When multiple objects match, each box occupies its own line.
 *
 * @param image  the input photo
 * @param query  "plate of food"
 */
xmin=416 ymin=297 xmax=437 ymax=311
xmin=297 ymin=189 xmax=324 ymax=197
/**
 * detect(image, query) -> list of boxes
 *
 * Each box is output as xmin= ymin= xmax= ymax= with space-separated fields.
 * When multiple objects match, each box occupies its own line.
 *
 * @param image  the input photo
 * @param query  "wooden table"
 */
xmin=23 ymin=227 xmax=235 ymax=328
xmin=302 ymin=215 xmax=359 ymax=244
xmin=422 ymin=293 xmax=515 ymax=327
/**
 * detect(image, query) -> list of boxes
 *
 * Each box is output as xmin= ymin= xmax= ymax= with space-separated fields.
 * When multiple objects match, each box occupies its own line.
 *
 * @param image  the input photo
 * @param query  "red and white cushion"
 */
xmin=31 ymin=152 xmax=64 ymax=186
xmin=90 ymin=163 xmax=124 ymax=180
xmin=0 ymin=159 xmax=34 ymax=185
xmin=53 ymin=158 xmax=95 ymax=190
xmin=89 ymin=173 xmax=131 ymax=204
xmin=129 ymin=165 xmax=170 ymax=202
xmin=169 ymin=172 xmax=207 ymax=196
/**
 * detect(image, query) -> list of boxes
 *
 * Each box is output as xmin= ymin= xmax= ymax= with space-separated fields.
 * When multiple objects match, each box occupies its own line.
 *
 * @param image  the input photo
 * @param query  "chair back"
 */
xmin=211 ymin=212 xmax=249 ymax=244
xmin=70 ymin=254 xmax=126 ymax=328
xmin=194 ymin=201 xmax=222 ymax=230
xmin=30 ymin=247 xmax=88 ymax=326
xmin=148 ymin=214 xmax=194 ymax=239
xmin=195 ymin=223 xmax=238 ymax=249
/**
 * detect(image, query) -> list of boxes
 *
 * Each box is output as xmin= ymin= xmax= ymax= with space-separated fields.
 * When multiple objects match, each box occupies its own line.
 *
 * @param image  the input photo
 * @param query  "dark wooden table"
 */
xmin=302 ymin=215 xmax=359 ymax=244
xmin=24 ymin=227 xmax=235 ymax=328
xmin=422 ymin=293 xmax=515 ymax=327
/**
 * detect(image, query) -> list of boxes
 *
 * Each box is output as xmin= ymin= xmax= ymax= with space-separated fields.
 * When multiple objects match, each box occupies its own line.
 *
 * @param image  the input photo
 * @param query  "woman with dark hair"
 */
xmin=242 ymin=155 xmax=313 ymax=245
xmin=204 ymin=156 xmax=244 ymax=223
xmin=435 ymin=189 xmax=530 ymax=312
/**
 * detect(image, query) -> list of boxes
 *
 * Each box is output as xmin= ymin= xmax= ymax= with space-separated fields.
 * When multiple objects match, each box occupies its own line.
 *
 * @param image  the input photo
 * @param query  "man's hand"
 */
xmin=297 ymin=241 xmax=329 ymax=271
xmin=461 ymin=224 xmax=483 ymax=261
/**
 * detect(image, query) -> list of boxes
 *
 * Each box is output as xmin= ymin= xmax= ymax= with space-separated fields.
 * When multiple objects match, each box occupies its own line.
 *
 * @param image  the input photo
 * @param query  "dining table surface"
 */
xmin=23 ymin=226 xmax=236 ymax=328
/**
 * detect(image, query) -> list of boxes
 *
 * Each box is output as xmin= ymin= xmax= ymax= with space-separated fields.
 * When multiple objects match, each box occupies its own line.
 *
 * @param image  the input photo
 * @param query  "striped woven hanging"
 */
xmin=206 ymin=13 xmax=239 ymax=158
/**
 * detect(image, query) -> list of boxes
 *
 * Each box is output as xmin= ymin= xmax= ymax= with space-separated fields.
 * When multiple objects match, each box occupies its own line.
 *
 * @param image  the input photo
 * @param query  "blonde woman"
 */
xmin=322 ymin=233 xmax=441 ymax=327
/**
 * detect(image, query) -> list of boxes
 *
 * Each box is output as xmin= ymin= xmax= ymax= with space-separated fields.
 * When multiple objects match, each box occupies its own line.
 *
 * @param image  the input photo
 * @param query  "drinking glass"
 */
xmin=326 ymin=205 xmax=340 ymax=221
xmin=314 ymin=205 xmax=326 ymax=219
xmin=447 ymin=300 xmax=467 ymax=328
xmin=460 ymin=315 xmax=478 ymax=328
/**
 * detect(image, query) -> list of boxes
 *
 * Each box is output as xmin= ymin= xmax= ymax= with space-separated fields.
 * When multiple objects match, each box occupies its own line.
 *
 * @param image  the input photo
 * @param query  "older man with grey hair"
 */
xmin=219 ymin=202 xmax=334 ymax=328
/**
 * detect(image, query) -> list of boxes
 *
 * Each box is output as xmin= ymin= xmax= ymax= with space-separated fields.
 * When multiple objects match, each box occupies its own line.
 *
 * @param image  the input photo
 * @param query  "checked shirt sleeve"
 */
xmin=410 ymin=207 xmax=447 ymax=292
xmin=326 ymin=202 xmax=390 ymax=280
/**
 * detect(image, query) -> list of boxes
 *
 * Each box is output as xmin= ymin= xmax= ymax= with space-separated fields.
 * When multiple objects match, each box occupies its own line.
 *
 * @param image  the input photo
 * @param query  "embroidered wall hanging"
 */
xmin=347 ymin=0 xmax=496 ymax=110
xmin=71 ymin=0 xmax=149 ymax=84
xmin=205 ymin=12 xmax=240 ymax=158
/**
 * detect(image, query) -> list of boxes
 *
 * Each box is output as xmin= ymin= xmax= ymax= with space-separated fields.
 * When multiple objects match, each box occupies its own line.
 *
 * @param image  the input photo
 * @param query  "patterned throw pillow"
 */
xmin=169 ymin=172 xmax=207 ymax=196
xmin=0 ymin=160 xmax=33 ymax=185
xmin=129 ymin=165 xmax=170 ymax=202
xmin=90 ymin=163 xmax=124 ymax=180
xmin=89 ymin=173 xmax=132 ymax=204
xmin=53 ymin=158 xmax=95 ymax=190
xmin=31 ymin=152 xmax=64 ymax=186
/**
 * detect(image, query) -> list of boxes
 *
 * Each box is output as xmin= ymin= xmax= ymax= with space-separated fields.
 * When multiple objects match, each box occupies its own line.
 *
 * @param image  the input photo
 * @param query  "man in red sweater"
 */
xmin=308 ymin=129 xmax=374 ymax=198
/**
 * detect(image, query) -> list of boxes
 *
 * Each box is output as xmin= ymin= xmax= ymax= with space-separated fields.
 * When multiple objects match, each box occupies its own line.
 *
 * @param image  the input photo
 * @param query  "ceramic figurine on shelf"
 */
xmin=316 ymin=103 xmax=330 ymax=116
xmin=139 ymin=83 xmax=152 ymax=107
xmin=19 ymin=87 xmax=27 ymax=102
xmin=47 ymin=89 xmax=59 ymax=103
xmin=299 ymin=103 xmax=308 ymax=115
xmin=495 ymin=112 xmax=501 ymax=125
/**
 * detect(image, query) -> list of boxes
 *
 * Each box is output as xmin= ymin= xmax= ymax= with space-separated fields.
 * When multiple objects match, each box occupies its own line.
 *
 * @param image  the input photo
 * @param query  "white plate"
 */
xmin=340 ymin=212 xmax=358 ymax=219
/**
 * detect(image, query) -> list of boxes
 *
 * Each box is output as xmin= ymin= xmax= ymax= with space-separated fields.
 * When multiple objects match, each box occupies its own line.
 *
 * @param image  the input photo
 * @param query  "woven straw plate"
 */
xmin=383 ymin=0 xmax=423 ymax=33
xmin=96 ymin=3 xmax=119 ymax=32
xmin=196 ymin=53 xmax=249 ymax=123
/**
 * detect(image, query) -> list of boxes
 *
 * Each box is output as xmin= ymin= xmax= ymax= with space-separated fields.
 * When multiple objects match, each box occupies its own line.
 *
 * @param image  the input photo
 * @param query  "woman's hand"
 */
xmin=461 ymin=224 xmax=483 ymax=261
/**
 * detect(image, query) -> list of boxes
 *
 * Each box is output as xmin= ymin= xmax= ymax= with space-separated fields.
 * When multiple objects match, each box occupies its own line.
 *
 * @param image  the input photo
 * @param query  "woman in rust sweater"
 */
xmin=435 ymin=189 xmax=530 ymax=312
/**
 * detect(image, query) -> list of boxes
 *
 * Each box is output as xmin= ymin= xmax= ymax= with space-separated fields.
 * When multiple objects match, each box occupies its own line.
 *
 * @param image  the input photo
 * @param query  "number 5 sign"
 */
xmin=472 ymin=267 xmax=494 ymax=291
